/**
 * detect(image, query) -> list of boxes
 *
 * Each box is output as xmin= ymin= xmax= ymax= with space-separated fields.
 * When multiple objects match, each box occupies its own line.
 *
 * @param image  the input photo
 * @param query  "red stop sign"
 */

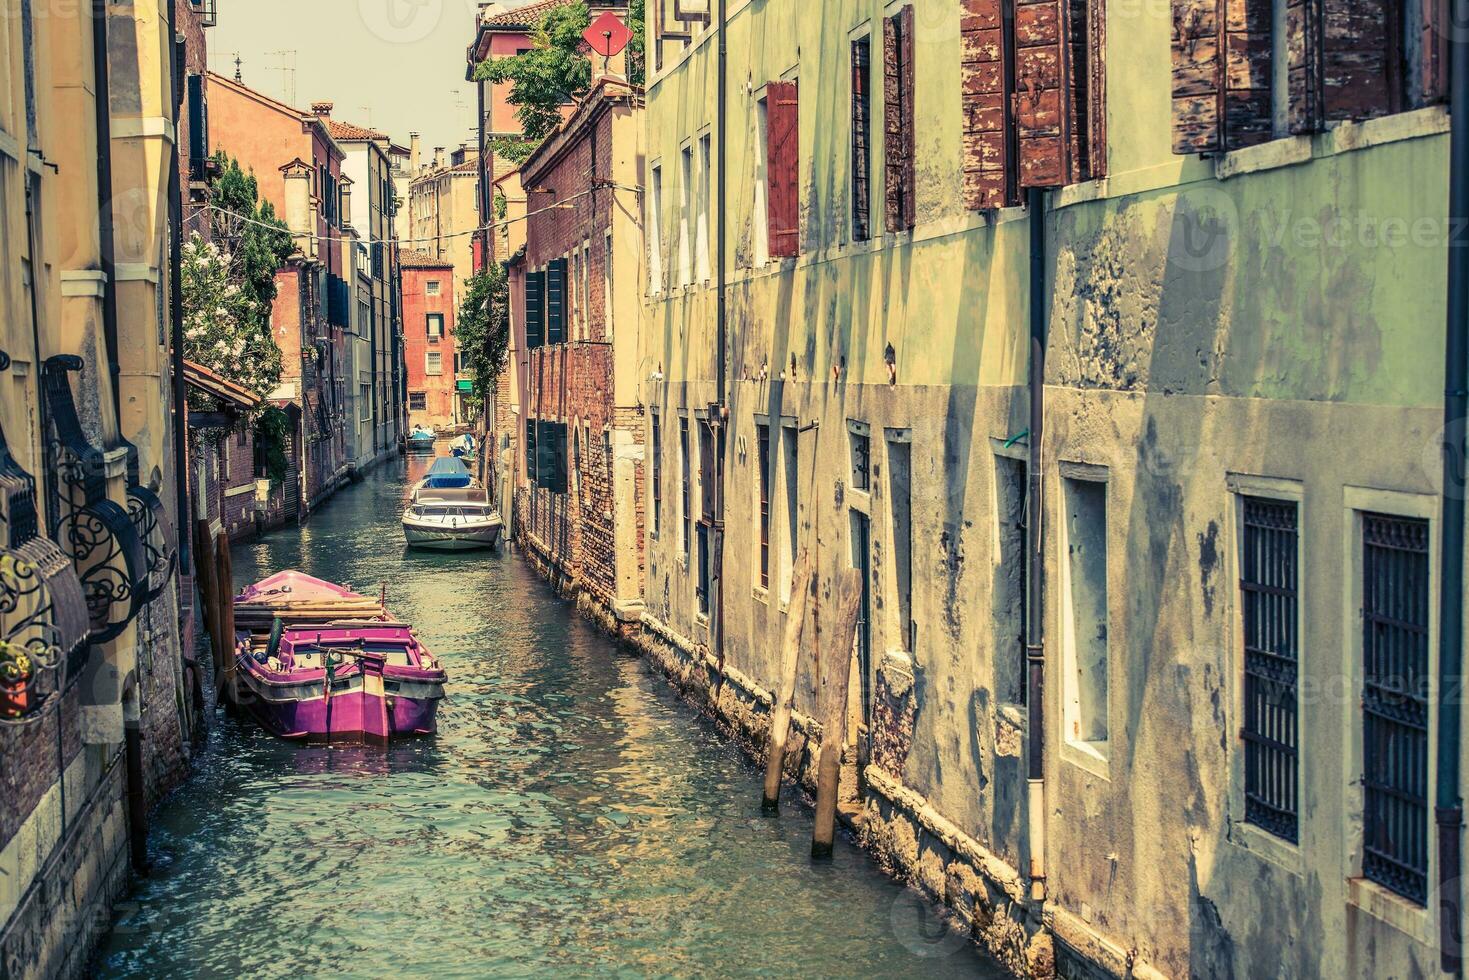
xmin=583 ymin=11 xmax=632 ymax=57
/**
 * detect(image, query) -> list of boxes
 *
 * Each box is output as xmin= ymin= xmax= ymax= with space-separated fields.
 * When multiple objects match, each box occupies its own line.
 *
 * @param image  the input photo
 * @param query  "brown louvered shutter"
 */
xmin=1014 ymin=0 xmax=1066 ymax=186
xmin=766 ymin=80 xmax=800 ymax=257
xmin=1322 ymin=0 xmax=1401 ymax=120
xmin=1422 ymin=0 xmax=1450 ymax=102
xmin=1172 ymin=0 xmax=1222 ymax=152
xmin=1223 ymin=0 xmax=1273 ymax=147
xmin=1284 ymin=0 xmax=1320 ymax=133
xmin=961 ymin=0 xmax=1015 ymax=209
xmin=899 ymin=4 xmax=917 ymax=229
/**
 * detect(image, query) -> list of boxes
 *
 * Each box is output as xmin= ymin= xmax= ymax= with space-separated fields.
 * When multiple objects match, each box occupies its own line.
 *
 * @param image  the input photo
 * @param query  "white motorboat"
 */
xmin=402 ymin=486 xmax=503 ymax=551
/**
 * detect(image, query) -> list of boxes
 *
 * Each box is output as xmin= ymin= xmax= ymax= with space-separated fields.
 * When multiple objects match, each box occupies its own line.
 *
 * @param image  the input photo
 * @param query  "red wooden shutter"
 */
xmin=899 ymin=4 xmax=917 ymax=229
xmin=1322 ymin=0 xmax=1399 ymax=120
xmin=1172 ymin=0 xmax=1222 ymax=152
xmin=884 ymin=15 xmax=904 ymax=229
xmin=1014 ymin=0 xmax=1067 ymax=186
xmin=1422 ymin=0 xmax=1450 ymax=102
xmin=1223 ymin=0 xmax=1272 ymax=147
xmin=962 ymin=0 xmax=1015 ymax=209
xmin=1284 ymin=0 xmax=1320 ymax=133
xmin=766 ymin=80 xmax=799 ymax=257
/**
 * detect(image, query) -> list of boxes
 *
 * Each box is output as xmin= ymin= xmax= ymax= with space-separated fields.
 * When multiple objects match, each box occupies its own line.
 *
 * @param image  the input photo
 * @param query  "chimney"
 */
xmin=409 ymin=132 xmax=421 ymax=172
xmin=311 ymin=100 xmax=333 ymax=118
xmin=433 ymin=147 xmax=446 ymax=170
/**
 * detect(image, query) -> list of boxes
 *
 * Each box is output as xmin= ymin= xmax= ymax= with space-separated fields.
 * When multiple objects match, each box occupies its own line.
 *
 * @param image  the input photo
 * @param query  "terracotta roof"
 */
xmin=326 ymin=118 xmax=388 ymax=142
xmin=399 ymin=248 xmax=455 ymax=269
xmin=480 ymin=0 xmax=569 ymax=28
xmin=183 ymin=360 xmax=262 ymax=410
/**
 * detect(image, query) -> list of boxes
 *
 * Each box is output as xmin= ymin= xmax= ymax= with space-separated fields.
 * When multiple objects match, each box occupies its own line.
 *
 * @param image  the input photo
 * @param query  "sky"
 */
xmin=209 ymin=0 xmax=539 ymax=151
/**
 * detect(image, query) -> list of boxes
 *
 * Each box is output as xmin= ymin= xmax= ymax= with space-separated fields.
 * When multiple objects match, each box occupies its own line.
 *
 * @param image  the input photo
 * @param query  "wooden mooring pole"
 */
xmin=214 ymin=535 xmax=236 ymax=709
xmin=811 ymin=567 xmax=864 ymax=860
xmin=762 ymin=550 xmax=812 ymax=813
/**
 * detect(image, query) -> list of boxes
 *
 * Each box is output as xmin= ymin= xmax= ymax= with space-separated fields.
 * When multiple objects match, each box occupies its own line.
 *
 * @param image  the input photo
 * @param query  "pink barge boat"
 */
xmin=231 ymin=571 xmax=446 ymax=744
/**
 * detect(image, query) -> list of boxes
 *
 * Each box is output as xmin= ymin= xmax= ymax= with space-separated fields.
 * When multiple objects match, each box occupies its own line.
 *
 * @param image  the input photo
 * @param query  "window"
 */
xmin=780 ymin=424 xmax=799 ymax=604
xmin=525 ymin=417 xmax=537 ymax=481
xmin=426 ymin=280 xmax=441 ymax=296
xmin=696 ymin=420 xmax=717 ymax=617
xmin=889 ymin=435 xmax=913 ymax=654
xmin=1171 ymin=0 xmax=1440 ymax=154
xmin=849 ymin=423 xmax=871 ymax=491
xmin=1361 ymin=512 xmax=1431 ymax=904
xmin=427 ymin=312 xmax=444 ymax=340
xmin=961 ymin=0 xmax=1104 ymax=204
xmin=851 ymin=509 xmax=873 ymax=735
xmin=546 ymin=258 xmax=567 ymax=345
xmin=237 ymin=425 xmax=248 ymax=448
xmin=571 ymin=249 xmax=583 ymax=339
xmin=765 ymin=80 xmax=800 ymax=257
xmin=409 ymin=391 xmax=426 ymax=411
xmin=648 ymin=164 xmax=664 ymax=290
xmin=651 ymin=411 xmax=662 ymax=537
xmin=756 ymin=422 xmax=771 ymax=589
xmin=1061 ymin=475 xmax=1109 ymax=759
xmin=679 ymin=145 xmax=693 ymax=285
xmin=534 ymin=420 xmax=569 ymax=493
xmin=850 ymin=35 xmax=873 ymax=242
xmin=696 ymin=133 xmax=712 ymax=282
xmin=426 ymin=351 xmax=442 ymax=374
xmin=680 ymin=417 xmax=691 ymax=561
xmin=752 ymin=97 xmax=770 ymax=267
xmin=884 ymin=8 xmax=915 ymax=231
xmin=603 ymin=230 xmax=614 ymax=342
xmin=1239 ymin=497 xmax=1300 ymax=843
xmin=580 ymin=241 xmax=591 ymax=338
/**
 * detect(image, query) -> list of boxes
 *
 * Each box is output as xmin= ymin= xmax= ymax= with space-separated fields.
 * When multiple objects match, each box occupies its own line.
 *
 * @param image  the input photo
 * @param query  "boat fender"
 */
xmin=266 ymin=616 xmax=285 ymax=662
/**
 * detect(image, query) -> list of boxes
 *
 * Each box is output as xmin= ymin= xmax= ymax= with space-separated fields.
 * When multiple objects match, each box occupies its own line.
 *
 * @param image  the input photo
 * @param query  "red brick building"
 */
xmin=507 ymin=80 xmax=646 ymax=629
xmin=400 ymin=251 xmax=460 ymax=431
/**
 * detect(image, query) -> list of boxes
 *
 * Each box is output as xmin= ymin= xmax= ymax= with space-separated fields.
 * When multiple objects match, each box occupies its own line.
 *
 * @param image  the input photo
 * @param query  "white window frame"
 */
xmin=696 ymin=130 xmax=712 ymax=283
xmin=678 ymin=142 xmax=694 ymax=287
xmin=752 ymin=91 xmax=770 ymax=269
xmin=648 ymin=161 xmax=664 ymax=294
xmin=1057 ymin=460 xmax=1112 ymax=779
xmin=426 ymin=350 xmax=442 ymax=375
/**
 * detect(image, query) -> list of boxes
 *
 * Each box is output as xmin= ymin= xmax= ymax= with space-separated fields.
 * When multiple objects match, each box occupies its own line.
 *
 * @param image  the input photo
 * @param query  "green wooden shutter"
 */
xmin=524 ymin=270 xmax=544 ymax=349
xmin=546 ymin=258 xmax=567 ymax=345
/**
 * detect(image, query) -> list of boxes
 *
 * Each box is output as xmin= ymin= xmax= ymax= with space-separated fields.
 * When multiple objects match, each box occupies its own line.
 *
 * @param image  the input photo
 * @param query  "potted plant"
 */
xmin=0 ymin=641 xmax=33 ymax=718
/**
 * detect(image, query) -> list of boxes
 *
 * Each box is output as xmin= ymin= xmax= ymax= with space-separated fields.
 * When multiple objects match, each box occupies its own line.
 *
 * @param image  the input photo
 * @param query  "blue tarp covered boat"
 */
xmin=423 ymin=456 xmax=473 ymax=490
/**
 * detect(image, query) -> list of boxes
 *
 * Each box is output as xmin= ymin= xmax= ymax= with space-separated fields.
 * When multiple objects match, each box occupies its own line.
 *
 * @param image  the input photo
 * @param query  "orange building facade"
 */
xmin=400 ymin=252 xmax=460 ymax=431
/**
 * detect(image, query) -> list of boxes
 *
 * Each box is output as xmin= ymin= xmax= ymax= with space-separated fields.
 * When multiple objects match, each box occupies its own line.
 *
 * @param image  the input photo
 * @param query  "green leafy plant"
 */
xmin=253 ymin=405 xmax=293 ymax=487
xmin=475 ymin=2 xmax=593 ymax=143
xmin=180 ymin=233 xmax=283 ymax=410
xmin=453 ymin=266 xmax=510 ymax=410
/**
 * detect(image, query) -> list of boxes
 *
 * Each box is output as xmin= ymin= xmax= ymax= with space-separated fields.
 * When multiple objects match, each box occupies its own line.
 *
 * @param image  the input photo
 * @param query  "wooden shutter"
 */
xmin=187 ymin=74 xmax=208 ymax=173
xmin=546 ymin=258 xmax=567 ymax=345
xmin=851 ymin=38 xmax=873 ymax=238
xmin=1284 ymin=0 xmax=1320 ymax=133
xmin=1171 ymin=0 xmax=1222 ymax=152
xmin=1223 ymin=0 xmax=1272 ymax=147
xmin=883 ymin=11 xmax=916 ymax=230
xmin=524 ymin=270 xmax=545 ymax=349
xmin=766 ymin=81 xmax=799 ymax=257
xmin=1322 ymin=0 xmax=1399 ymax=120
xmin=1422 ymin=0 xmax=1449 ymax=103
xmin=525 ymin=418 xmax=537 ymax=482
xmin=1014 ymin=0 xmax=1067 ymax=186
xmin=962 ymin=0 xmax=1016 ymax=209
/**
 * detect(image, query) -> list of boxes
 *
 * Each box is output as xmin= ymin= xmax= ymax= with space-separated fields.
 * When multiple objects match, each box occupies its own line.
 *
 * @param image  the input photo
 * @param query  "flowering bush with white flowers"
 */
xmin=181 ymin=232 xmax=283 ymax=411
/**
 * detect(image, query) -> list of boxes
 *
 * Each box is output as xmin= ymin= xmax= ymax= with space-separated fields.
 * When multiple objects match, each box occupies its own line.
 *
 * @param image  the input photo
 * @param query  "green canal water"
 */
xmin=96 ymin=459 xmax=1005 ymax=978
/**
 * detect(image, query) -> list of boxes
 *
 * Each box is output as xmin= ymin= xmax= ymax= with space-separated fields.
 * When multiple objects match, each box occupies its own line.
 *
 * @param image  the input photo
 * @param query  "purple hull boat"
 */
xmin=232 ymin=572 xmax=446 ymax=744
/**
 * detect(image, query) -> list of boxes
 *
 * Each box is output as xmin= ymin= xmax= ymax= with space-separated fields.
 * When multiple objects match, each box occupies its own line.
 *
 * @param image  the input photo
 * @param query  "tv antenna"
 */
xmin=266 ymin=49 xmax=298 ymax=107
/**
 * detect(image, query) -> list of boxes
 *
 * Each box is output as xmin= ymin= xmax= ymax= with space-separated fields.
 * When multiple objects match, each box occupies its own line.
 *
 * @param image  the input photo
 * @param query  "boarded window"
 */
xmin=851 ymin=36 xmax=873 ymax=242
xmin=524 ymin=270 xmax=545 ymax=349
xmin=765 ymin=80 xmax=800 ymax=257
xmin=535 ymin=421 xmax=569 ymax=493
xmin=884 ymin=7 xmax=916 ymax=230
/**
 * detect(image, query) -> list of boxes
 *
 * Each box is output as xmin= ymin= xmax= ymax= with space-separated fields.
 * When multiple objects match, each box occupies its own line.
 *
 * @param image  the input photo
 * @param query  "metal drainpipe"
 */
xmin=91 ymin=0 xmax=121 ymax=421
xmin=167 ymin=0 xmax=190 ymax=576
xmin=1437 ymin=0 xmax=1468 ymax=970
xmin=713 ymin=0 xmax=729 ymax=668
xmin=1025 ymin=185 xmax=1047 ymax=909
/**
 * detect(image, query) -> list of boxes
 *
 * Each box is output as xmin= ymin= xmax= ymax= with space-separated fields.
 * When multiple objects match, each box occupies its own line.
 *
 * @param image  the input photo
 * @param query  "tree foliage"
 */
xmin=208 ymin=154 xmax=295 ymax=322
xmin=475 ymin=0 xmax=644 ymax=163
xmin=453 ymin=265 xmax=510 ymax=409
xmin=180 ymin=234 xmax=283 ymax=407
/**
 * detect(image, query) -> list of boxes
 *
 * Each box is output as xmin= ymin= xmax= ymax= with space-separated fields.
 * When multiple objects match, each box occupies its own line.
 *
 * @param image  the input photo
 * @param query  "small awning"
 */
xmin=183 ymin=360 xmax=262 ymax=411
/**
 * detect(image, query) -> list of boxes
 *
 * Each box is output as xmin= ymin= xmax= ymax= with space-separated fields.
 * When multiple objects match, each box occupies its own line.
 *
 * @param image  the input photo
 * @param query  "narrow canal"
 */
xmin=96 ymin=458 xmax=1004 ymax=977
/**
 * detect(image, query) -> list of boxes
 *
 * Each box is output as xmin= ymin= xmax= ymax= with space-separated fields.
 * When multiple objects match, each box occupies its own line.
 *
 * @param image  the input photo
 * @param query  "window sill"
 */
xmin=1227 ymin=819 xmax=1303 ymax=877
xmin=752 ymin=584 xmax=769 ymax=604
xmin=1216 ymin=106 xmax=1449 ymax=182
xmin=1347 ymin=877 xmax=1433 ymax=946
xmin=1061 ymin=740 xmax=1110 ymax=780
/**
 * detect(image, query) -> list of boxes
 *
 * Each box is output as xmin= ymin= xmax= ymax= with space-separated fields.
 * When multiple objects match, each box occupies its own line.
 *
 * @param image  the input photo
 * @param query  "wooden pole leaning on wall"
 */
xmin=215 ymin=536 xmax=237 ymax=710
xmin=811 ymin=566 xmax=865 ymax=860
xmin=762 ymin=550 xmax=813 ymax=814
xmin=193 ymin=519 xmax=221 ymax=694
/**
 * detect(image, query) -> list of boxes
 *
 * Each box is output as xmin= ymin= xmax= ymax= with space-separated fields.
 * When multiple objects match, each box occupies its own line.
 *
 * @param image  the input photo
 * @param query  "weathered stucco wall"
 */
xmin=642 ymin=0 xmax=1459 ymax=975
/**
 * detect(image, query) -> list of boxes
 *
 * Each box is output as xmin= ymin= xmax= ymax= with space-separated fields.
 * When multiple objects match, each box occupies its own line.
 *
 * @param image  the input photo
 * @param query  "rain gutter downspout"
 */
xmin=1437 ymin=0 xmax=1468 ymax=970
xmin=1026 ymin=185 xmax=1047 ymax=909
xmin=714 ymin=0 xmax=729 ymax=668
xmin=91 ymin=0 xmax=121 ymax=421
xmin=167 ymin=0 xmax=190 ymax=575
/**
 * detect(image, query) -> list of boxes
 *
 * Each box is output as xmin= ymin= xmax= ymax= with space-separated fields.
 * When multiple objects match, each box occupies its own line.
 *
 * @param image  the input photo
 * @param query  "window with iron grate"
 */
xmin=1240 ymin=497 xmax=1300 ymax=843
xmin=1361 ymin=512 xmax=1431 ymax=905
